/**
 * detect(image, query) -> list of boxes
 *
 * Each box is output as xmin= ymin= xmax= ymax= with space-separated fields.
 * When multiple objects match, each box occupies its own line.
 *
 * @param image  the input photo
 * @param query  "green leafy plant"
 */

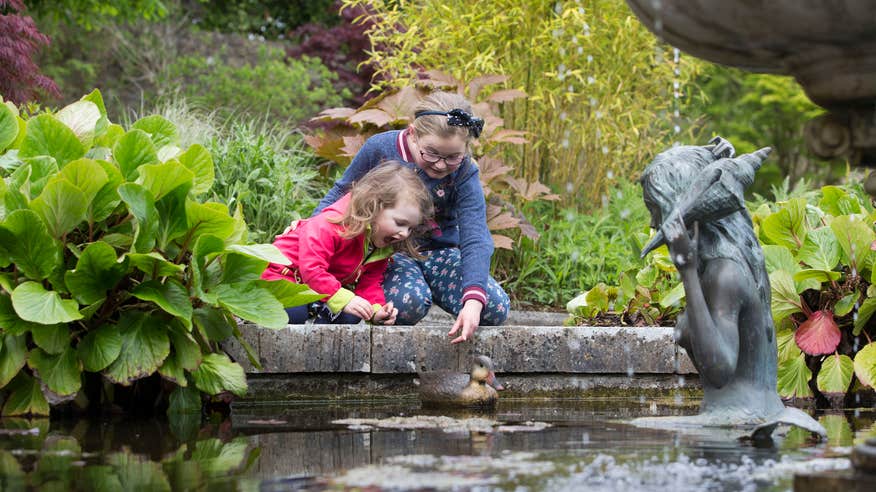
xmin=304 ymin=73 xmax=557 ymax=249
xmin=756 ymin=184 xmax=876 ymax=405
xmin=341 ymin=0 xmax=698 ymax=206
xmin=159 ymin=45 xmax=348 ymax=125
xmin=0 ymin=91 xmax=321 ymax=417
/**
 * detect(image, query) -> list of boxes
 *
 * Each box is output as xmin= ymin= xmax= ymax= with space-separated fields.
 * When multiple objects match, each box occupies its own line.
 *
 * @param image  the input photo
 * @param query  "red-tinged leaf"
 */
xmin=486 ymin=89 xmax=527 ymax=103
xmin=467 ymin=74 xmax=508 ymax=100
xmin=349 ymin=109 xmax=392 ymax=128
xmin=311 ymin=107 xmax=356 ymax=122
xmin=487 ymin=212 xmax=520 ymax=231
xmin=518 ymin=221 xmax=540 ymax=240
xmin=794 ymin=310 xmax=841 ymax=355
xmin=477 ymin=156 xmax=513 ymax=182
xmin=871 ymin=239 xmax=876 ymax=251
xmin=375 ymin=86 xmax=426 ymax=120
xmin=491 ymin=234 xmax=514 ymax=250
xmin=420 ymin=70 xmax=464 ymax=90
xmin=340 ymin=135 xmax=365 ymax=157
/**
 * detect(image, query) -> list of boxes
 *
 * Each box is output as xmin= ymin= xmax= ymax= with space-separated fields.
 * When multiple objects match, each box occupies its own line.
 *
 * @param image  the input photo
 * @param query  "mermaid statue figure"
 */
xmin=633 ymin=137 xmax=826 ymax=440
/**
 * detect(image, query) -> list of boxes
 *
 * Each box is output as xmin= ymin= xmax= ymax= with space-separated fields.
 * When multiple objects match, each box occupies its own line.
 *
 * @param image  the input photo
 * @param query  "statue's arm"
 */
xmin=680 ymin=258 xmax=745 ymax=387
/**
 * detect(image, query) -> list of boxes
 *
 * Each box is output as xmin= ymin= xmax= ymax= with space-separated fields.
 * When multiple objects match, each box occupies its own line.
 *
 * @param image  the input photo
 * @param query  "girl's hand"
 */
xmin=372 ymin=301 xmax=398 ymax=325
xmin=662 ymin=212 xmax=699 ymax=270
xmin=343 ymin=295 xmax=373 ymax=321
xmin=448 ymin=299 xmax=483 ymax=344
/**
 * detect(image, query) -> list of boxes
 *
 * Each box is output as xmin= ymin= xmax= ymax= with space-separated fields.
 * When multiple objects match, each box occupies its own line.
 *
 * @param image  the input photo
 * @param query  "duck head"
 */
xmin=470 ymin=355 xmax=504 ymax=391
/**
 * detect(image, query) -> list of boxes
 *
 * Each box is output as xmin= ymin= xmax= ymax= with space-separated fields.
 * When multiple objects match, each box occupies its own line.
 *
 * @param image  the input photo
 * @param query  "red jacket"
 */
xmin=262 ymin=193 xmax=392 ymax=312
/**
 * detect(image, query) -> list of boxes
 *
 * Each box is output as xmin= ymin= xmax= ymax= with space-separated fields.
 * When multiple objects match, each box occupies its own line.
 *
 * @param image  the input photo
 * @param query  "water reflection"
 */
xmin=0 ymin=398 xmax=873 ymax=491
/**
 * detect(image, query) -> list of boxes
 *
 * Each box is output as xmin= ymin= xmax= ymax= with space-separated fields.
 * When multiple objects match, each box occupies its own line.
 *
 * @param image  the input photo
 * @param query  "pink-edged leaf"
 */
xmin=311 ymin=107 xmax=356 ymax=122
xmin=486 ymin=89 xmax=527 ymax=103
xmin=340 ymin=135 xmax=365 ymax=157
xmin=349 ymin=109 xmax=392 ymax=128
xmin=794 ymin=310 xmax=841 ymax=355
xmin=491 ymin=234 xmax=514 ymax=250
xmin=871 ymin=239 xmax=876 ymax=251
xmin=487 ymin=211 xmax=520 ymax=231
xmin=468 ymin=74 xmax=508 ymax=100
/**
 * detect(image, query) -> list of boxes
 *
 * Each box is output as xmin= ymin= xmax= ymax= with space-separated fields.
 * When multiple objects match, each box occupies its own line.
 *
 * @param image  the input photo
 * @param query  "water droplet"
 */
xmin=595 ymin=129 xmax=602 ymax=139
xmin=568 ymin=85 xmax=574 ymax=93
xmin=674 ymin=109 xmax=680 ymax=118
xmin=677 ymin=375 xmax=685 ymax=387
xmin=554 ymin=2 xmax=563 ymax=14
xmin=606 ymin=170 xmax=614 ymax=179
xmin=561 ymin=139 xmax=569 ymax=148
xmin=589 ymin=97 xmax=598 ymax=106
xmin=577 ymin=46 xmax=584 ymax=55
xmin=601 ymin=145 xmax=609 ymax=154
xmin=559 ymin=111 xmax=567 ymax=120
xmin=673 ymin=81 xmax=680 ymax=90
xmin=595 ymin=110 xmax=603 ymax=119
xmin=587 ymin=76 xmax=596 ymax=85
xmin=571 ymin=251 xmax=580 ymax=262
xmin=673 ymin=48 xmax=680 ymax=63
xmin=565 ymin=183 xmax=575 ymax=195
xmin=601 ymin=194 xmax=609 ymax=208
xmin=627 ymin=366 xmax=635 ymax=377
xmin=587 ymin=55 xmax=593 ymax=63
xmin=559 ymin=47 xmax=566 ymax=56
xmin=673 ymin=125 xmax=681 ymax=134
xmin=655 ymin=19 xmax=663 ymax=31
xmin=620 ymin=209 xmax=630 ymax=219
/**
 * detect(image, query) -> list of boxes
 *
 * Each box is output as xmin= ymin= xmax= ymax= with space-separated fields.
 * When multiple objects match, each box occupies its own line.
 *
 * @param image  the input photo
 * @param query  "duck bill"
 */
xmin=487 ymin=371 xmax=505 ymax=391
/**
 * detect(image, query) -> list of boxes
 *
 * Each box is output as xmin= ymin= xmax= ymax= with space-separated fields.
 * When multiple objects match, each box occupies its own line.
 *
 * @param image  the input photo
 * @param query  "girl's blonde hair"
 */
xmin=412 ymin=91 xmax=476 ymax=141
xmin=332 ymin=161 xmax=434 ymax=257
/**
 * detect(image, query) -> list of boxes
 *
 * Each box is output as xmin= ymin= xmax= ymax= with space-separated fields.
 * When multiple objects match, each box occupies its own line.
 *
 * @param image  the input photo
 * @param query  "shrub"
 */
xmin=208 ymin=122 xmax=325 ymax=243
xmin=341 ymin=0 xmax=697 ymax=206
xmin=755 ymin=184 xmax=876 ymax=405
xmin=187 ymin=0 xmax=338 ymax=38
xmin=158 ymin=45 xmax=349 ymax=125
xmin=304 ymin=74 xmax=557 ymax=250
xmin=0 ymin=0 xmax=60 ymax=104
xmin=0 ymin=90 xmax=320 ymax=417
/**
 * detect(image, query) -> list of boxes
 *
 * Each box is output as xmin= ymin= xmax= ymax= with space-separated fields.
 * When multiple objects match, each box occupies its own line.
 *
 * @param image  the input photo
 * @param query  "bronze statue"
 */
xmin=633 ymin=137 xmax=826 ymax=440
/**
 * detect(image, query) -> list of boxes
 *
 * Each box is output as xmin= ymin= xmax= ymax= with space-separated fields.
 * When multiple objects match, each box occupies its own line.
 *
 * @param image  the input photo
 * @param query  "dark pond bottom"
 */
xmin=0 ymin=396 xmax=872 ymax=491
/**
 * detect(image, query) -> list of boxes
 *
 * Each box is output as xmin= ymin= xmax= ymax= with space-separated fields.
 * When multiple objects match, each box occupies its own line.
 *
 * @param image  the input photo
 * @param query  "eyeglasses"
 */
xmin=419 ymin=150 xmax=465 ymax=167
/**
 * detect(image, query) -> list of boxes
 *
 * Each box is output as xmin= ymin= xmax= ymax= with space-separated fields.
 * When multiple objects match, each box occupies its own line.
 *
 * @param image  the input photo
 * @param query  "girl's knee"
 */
xmin=388 ymin=289 xmax=432 ymax=325
xmin=480 ymin=289 xmax=510 ymax=326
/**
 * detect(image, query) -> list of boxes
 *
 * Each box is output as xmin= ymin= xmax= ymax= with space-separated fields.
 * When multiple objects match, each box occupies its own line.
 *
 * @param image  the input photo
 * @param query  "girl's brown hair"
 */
xmin=331 ymin=161 xmax=434 ymax=257
xmin=412 ymin=91 xmax=476 ymax=141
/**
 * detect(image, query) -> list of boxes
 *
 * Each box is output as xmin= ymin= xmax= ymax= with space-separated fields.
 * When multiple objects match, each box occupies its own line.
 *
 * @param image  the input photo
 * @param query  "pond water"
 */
xmin=0 ymin=397 xmax=871 ymax=491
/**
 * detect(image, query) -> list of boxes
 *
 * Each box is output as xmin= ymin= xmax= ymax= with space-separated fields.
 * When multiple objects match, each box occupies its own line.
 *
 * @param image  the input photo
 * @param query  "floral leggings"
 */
xmin=383 ymin=248 xmax=510 ymax=326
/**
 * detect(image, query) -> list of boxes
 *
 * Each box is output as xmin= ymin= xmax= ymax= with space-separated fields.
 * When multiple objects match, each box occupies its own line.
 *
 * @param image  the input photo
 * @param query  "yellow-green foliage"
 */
xmin=344 ymin=0 xmax=700 ymax=206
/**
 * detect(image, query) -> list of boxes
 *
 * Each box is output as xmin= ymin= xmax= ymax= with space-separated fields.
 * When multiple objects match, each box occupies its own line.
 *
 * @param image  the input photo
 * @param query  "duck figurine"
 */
xmin=417 ymin=355 xmax=504 ymax=407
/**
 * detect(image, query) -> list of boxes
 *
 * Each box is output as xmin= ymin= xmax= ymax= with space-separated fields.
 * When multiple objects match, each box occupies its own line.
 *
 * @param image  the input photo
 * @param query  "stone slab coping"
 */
xmin=223 ymin=312 xmax=696 ymax=377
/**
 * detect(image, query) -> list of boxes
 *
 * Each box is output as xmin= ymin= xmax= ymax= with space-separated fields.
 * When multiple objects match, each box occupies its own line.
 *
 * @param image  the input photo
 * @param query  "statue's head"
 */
xmin=640 ymin=145 xmax=717 ymax=229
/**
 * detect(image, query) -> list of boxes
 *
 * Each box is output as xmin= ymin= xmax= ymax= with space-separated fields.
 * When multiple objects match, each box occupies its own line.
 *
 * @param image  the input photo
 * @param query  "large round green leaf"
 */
xmin=816 ymin=353 xmax=853 ymax=395
xmin=820 ymin=186 xmax=862 ymax=216
xmin=0 ymin=102 xmax=18 ymax=151
xmin=132 ymin=115 xmax=177 ymax=149
xmin=31 ymin=324 xmax=69 ymax=355
xmin=103 ymin=312 xmax=170 ymax=385
xmin=775 ymin=319 xmax=801 ymax=363
xmin=762 ymin=244 xmax=799 ymax=275
xmin=0 ymin=209 xmax=61 ymax=280
xmin=168 ymin=385 xmax=202 ymax=414
xmin=798 ymin=226 xmax=841 ymax=271
xmin=193 ymin=306 xmax=233 ymax=342
xmin=821 ymin=414 xmax=854 ymax=447
xmin=830 ymin=215 xmax=875 ymax=273
xmin=158 ymin=324 xmax=202 ymax=386
xmin=1 ymin=373 xmax=49 ymax=416
xmin=28 ymin=346 xmax=82 ymax=396
xmin=78 ymin=323 xmax=122 ymax=372
xmin=117 ymin=183 xmax=158 ymax=253
xmin=854 ymin=342 xmax=876 ymax=389
xmin=136 ymin=161 xmax=194 ymax=201
xmin=177 ymin=144 xmax=214 ymax=195
xmin=30 ymin=178 xmax=88 ymax=238
xmin=226 ymin=244 xmax=290 ymax=265
xmin=11 ymin=282 xmax=83 ymax=324
xmin=131 ymin=279 xmax=193 ymax=329
xmin=18 ymin=114 xmax=85 ymax=167
xmin=58 ymin=158 xmax=108 ymax=205
xmin=762 ymin=198 xmax=808 ymax=251
xmin=833 ymin=293 xmax=859 ymax=318
xmin=769 ymin=270 xmax=803 ymax=323
xmin=191 ymin=353 xmax=247 ymax=397
xmin=126 ymin=252 xmax=184 ymax=278
xmin=186 ymin=201 xmax=235 ymax=244
xmin=0 ymin=294 xmax=43 ymax=335
xmin=65 ymin=241 xmax=129 ymax=305
xmin=220 ymin=252 xmax=268 ymax=284
xmin=258 ymin=279 xmax=324 ymax=308
xmin=55 ymin=100 xmax=101 ymax=147
xmin=113 ymin=129 xmax=158 ymax=180
xmin=777 ymin=352 xmax=813 ymax=398
xmin=213 ymin=281 xmax=287 ymax=329
xmin=0 ymin=334 xmax=27 ymax=388
xmin=854 ymin=297 xmax=876 ymax=336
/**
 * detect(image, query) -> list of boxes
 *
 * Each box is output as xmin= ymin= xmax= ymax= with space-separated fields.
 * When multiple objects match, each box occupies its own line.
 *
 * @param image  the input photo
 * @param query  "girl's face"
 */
xmin=410 ymin=129 xmax=468 ymax=179
xmin=372 ymin=199 xmax=422 ymax=248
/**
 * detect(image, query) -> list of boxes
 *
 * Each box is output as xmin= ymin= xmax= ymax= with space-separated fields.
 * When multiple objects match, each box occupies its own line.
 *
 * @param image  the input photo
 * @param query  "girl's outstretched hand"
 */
xmin=372 ymin=301 xmax=398 ymax=325
xmin=662 ymin=212 xmax=699 ymax=270
xmin=343 ymin=295 xmax=374 ymax=321
xmin=448 ymin=299 xmax=483 ymax=344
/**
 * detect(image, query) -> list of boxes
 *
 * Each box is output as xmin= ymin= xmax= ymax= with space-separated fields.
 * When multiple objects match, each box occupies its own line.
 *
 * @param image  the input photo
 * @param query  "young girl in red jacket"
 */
xmin=263 ymin=162 xmax=433 ymax=324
